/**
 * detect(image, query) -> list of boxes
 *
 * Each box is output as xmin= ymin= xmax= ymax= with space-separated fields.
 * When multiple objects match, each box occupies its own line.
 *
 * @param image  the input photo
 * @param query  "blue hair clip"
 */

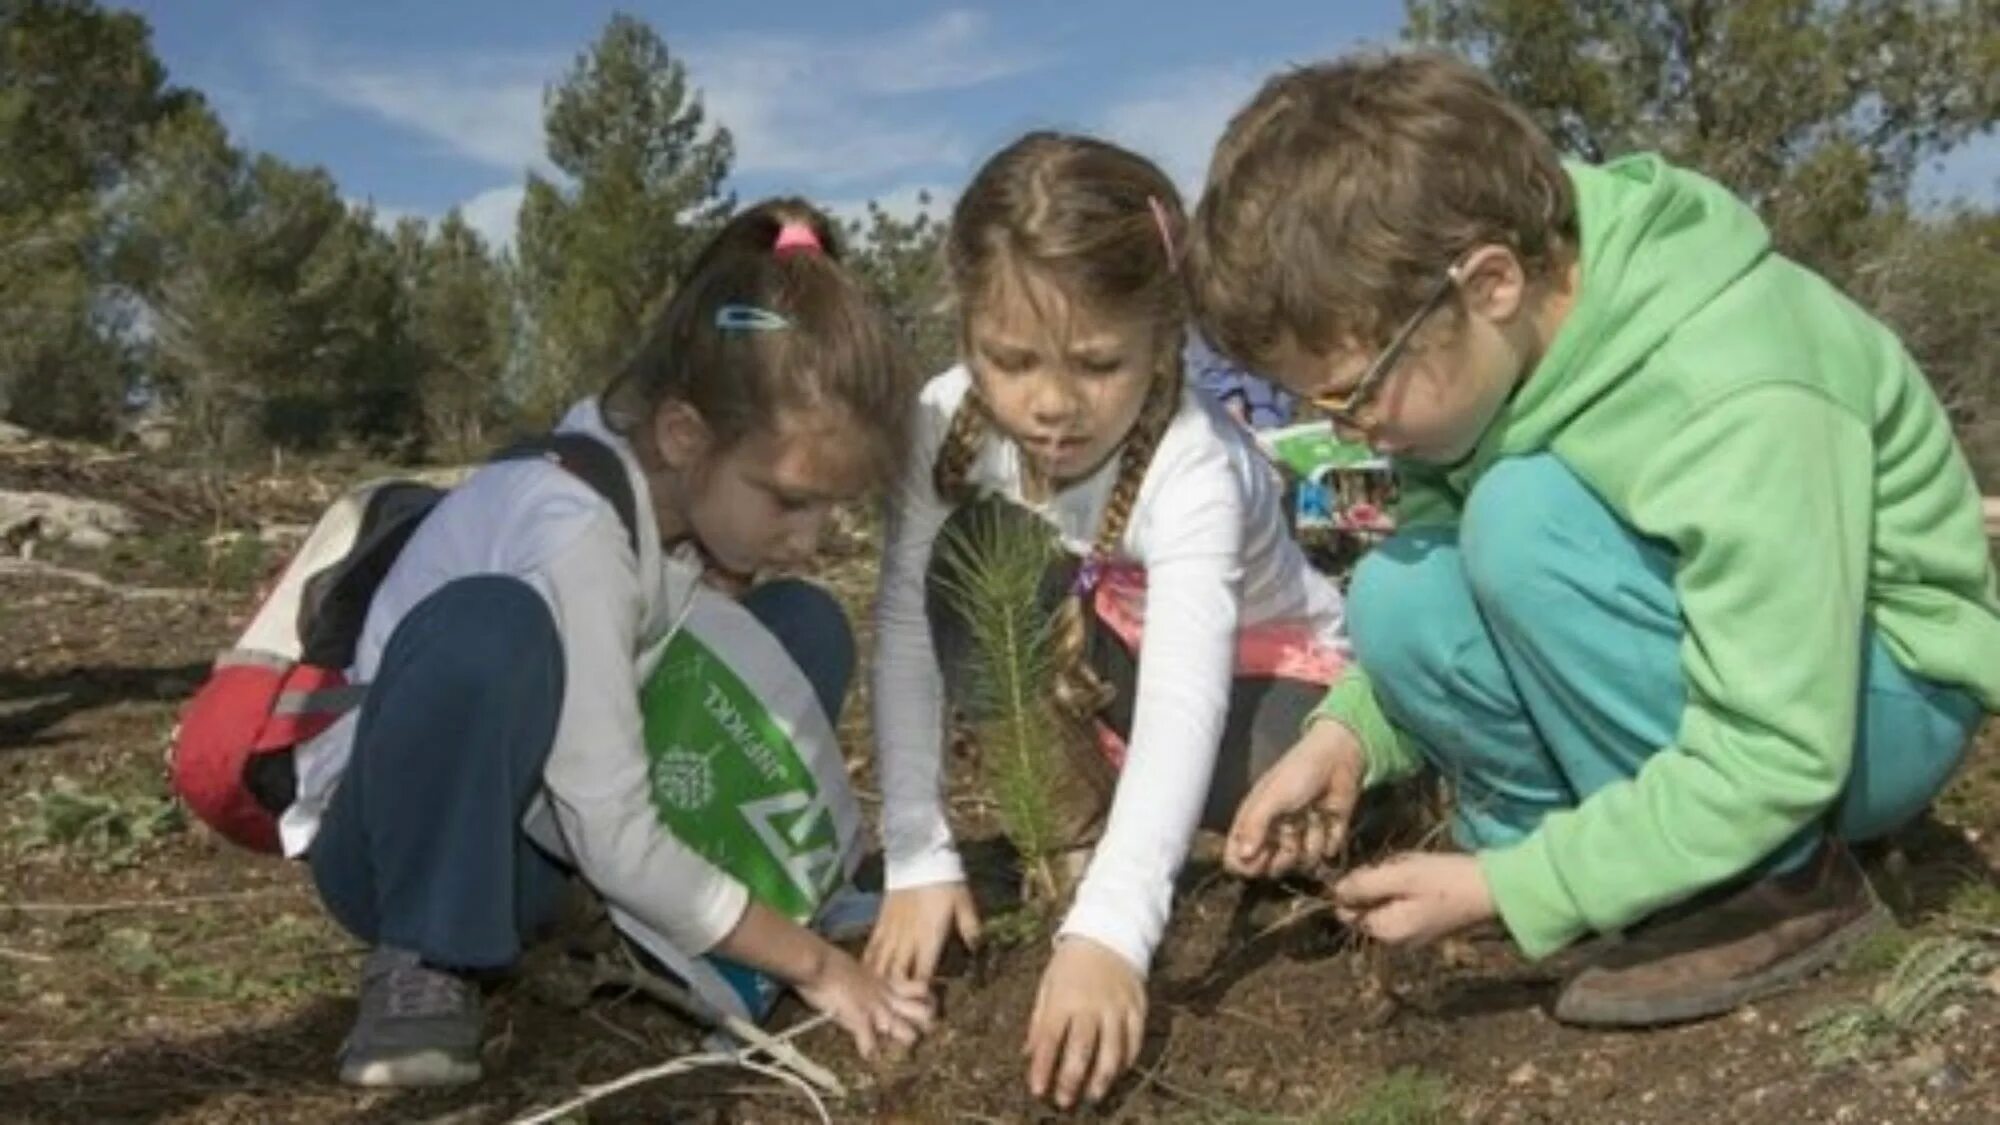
xmin=715 ymin=304 xmax=791 ymax=332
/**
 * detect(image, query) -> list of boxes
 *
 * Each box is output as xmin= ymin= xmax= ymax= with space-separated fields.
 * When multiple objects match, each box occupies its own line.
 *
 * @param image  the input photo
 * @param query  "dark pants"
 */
xmin=309 ymin=574 xmax=853 ymax=970
xmin=925 ymin=499 xmax=1320 ymax=832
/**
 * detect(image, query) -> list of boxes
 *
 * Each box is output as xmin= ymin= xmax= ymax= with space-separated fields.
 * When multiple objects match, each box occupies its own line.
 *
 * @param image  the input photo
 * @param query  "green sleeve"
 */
xmin=1481 ymin=387 xmax=1873 ymax=958
xmin=1392 ymin=458 xmax=1463 ymax=529
xmin=1306 ymin=663 xmax=1424 ymax=788
xmin=1303 ymin=458 xmax=1461 ymax=788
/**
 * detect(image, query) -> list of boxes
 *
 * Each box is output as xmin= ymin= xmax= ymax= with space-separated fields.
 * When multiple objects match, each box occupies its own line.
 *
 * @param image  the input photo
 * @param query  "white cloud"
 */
xmin=693 ymin=10 xmax=1043 ymax=184
xmin=347 ymin=198 xmax=426 ymax=233
xmin=1096 ymin=64 xmax=1264 ymax=196
xmin=280 ymin=39 xmax=553 ymax=174
xmin=820 ymin=181 xmax=956 ymax=232
xmin=273 ymin=9 xmax=1043 ymax=191
xmin=339 ymin=183 xmax=527 ymax=253
xmin=841 ymin=9 xmax=1046 ymax=96
xmin=459 ymin=184 xmax=529 ymax=252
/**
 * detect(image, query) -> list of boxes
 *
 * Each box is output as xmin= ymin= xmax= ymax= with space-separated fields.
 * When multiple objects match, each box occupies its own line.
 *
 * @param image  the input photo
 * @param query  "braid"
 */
xmin=931 ymin=396 xmax=990 ymax=504
xmin=1093 ymin=350 xmax=1184 ymax=555
xmin=1044 ymin=355 xmax=1185 ymax=819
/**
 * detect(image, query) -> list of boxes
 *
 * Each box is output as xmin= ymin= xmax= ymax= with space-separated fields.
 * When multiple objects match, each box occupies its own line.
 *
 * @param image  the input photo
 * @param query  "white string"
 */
xmin=508 ymin=1011 xmax=837 ymax=1125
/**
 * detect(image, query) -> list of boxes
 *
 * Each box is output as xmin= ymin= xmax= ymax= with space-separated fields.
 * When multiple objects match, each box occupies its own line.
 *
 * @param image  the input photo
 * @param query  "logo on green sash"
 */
xmin=639 ymin=631 xmax=841 ymax=921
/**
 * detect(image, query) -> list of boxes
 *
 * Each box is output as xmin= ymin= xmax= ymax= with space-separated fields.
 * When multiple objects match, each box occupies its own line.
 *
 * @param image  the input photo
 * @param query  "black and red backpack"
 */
xmin=169 ymin=434 xmax=638 ymax=853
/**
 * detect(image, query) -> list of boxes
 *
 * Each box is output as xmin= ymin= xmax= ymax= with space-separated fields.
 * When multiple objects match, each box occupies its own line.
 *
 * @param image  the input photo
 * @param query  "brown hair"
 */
xmin=935 ymin=132 xmax=1187 ymax=803
xmin=1186 ymin=50 xmax=1577 ymax=371
xmin=603 ymin=197 xmax=915 ymax=483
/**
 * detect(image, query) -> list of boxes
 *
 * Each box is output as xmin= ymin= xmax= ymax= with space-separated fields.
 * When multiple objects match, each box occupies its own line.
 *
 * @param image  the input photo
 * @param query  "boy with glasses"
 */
xmin=1186 ymin=50 xmax=1997 ymax=1026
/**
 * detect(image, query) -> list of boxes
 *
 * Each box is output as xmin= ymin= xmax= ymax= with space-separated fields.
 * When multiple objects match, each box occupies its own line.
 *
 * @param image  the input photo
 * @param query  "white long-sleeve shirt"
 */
xmin=872 ymin=366 xmax=1347 ymax=973
xmin=283 ymin=399 xmax=750 ymax=956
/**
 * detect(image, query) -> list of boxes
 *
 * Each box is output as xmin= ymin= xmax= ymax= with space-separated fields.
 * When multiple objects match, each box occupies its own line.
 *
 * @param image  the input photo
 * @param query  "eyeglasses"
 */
xmin=1310 ymin=263 xmax=1465 ymax=426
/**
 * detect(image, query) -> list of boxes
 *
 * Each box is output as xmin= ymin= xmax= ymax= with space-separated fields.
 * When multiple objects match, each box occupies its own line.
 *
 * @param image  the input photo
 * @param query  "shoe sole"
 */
xmin=1552 ymin=899 xmax=1889 ymax=1028
xmin=339 ymin=1050 xmax=482 ymax=1088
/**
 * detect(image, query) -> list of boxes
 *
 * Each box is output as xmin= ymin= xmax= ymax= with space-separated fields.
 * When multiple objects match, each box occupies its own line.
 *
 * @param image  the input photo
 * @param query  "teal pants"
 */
xmin=1348 ymin=455 xmax=1982 ymax=873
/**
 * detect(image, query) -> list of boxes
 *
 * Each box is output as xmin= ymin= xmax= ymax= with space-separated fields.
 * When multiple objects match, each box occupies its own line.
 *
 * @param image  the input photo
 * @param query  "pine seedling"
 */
xmin=931 ymin=505 xmax=1078 ymax=904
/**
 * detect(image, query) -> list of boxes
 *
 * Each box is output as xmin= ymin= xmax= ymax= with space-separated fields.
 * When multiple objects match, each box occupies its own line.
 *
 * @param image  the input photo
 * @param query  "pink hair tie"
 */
xmin=774 ymin=221 xmax=822 ymax=254
xmin=1147 ymin=195 xmax=1178 ymax=271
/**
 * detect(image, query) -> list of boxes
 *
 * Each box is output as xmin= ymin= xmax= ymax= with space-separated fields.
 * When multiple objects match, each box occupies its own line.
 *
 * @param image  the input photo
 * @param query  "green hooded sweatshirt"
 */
xmin=1317 ymin=154 xmax=2000 ymax=959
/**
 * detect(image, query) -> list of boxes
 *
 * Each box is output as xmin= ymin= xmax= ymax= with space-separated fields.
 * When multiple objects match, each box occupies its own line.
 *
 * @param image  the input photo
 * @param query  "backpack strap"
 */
xmin=491 ymin=432 xmax=642 ymax=556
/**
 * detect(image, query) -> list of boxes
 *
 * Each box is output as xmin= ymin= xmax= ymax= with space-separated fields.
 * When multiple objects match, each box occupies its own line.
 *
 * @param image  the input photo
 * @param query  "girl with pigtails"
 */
xmin=864 ymin=132 xmax=1350 ymax=1109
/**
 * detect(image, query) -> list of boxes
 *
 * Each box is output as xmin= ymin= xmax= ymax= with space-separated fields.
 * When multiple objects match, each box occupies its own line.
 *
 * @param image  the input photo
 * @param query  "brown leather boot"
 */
xmin=1553 ymin=839 xmax=1886 ymax=1027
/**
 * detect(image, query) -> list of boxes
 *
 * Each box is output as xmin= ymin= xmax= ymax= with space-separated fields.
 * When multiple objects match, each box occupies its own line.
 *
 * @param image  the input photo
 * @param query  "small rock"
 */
xmin=1508 ymin=1061 xmax=1539 ymax=1087
xmin=0 ymin=489 xmax=136 ymax=550
xmin=1926 ymin=1062 xmax=1967 ymax=1095
xmin=1938 ymin=1003 xmax=1967 ymax=1026
xmin=65 ymin=526 xmax=112 ymax=550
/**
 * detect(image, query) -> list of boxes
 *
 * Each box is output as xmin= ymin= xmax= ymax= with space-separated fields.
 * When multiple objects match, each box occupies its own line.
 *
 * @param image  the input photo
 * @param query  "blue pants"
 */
xmin=309 ymin=575 xmax=854 ymax=970
xmin=1349 ymin=455 xmax=1982 ymax=873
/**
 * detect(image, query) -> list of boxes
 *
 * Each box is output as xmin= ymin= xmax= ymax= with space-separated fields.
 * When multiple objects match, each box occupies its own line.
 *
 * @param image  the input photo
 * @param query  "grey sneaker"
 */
xmin=338 ymin=946 xmax=484 ymax=1087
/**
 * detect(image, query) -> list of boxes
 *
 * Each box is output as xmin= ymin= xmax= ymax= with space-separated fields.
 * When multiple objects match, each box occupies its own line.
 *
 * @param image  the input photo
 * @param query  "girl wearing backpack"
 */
xmin=293 ymin=200 xmax=931 ymax=1087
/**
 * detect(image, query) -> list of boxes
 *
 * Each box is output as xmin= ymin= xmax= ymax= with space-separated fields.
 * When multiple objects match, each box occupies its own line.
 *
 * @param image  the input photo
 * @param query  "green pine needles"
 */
xmin=932 ymin=504 xmax=1075 ymax=904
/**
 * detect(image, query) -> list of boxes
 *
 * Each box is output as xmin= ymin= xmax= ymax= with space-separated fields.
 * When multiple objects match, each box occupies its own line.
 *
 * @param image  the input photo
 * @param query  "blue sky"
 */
xmin=112 ymin=1 xmax=1998 ymax=252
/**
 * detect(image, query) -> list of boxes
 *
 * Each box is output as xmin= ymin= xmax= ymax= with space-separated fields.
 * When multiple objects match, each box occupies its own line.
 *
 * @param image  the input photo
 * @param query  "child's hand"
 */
xmin=795 ymin=943 xmax=936 ymax=1059
xmin=1331 ymin=852 xmax=1496 ymax=946
xmin=864 ymin=883 xmax=982 ymax=984
xmin=1226 ymin=719 xmax=1366 ymax=878
xmin=712 ymin=901 xmax=934 ymax=1059
xmin=1024 ymin=936 xmax=1146 ymax=1109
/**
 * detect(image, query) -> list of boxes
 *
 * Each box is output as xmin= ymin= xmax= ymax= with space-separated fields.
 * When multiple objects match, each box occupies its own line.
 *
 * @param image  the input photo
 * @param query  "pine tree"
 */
xmin=411 ymin=210 xmax=513 ymax=460
xmin=0 ymin=0 xmax=190 ymax=436
xmin=844 ymin=194 xmax=954 ymax=375
xmin=516 ymin=13 xmax=734 ymax=420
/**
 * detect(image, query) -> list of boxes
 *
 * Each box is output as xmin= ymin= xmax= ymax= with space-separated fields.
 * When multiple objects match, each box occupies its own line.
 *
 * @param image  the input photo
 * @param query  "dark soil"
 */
xmin=4 ymin=438 xmax=1997 ymax=1123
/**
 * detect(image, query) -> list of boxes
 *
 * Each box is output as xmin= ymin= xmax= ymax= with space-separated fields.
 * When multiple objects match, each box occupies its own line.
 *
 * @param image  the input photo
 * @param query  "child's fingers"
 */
xmin=1313 ymin=803 xmax=1350 ymax=859
xmin=884 ymin=992 xmax=928 ymax=1048
xmin=1350 ymin=898 xmax=1425 ymax=945
xmin=1054 ymin=1012 xmax=1100 ymax=1108
xmin=1224 ymin=825 xmax=1272 ymax=877
xmin=1302 ymin=814 xmax=1329 ymax=867
xmin=1024 ymin=1005 xmax=1065 ymax=1098
xmin=1268 ymin=817 xmax=1304 ymax=875
xmin=1227 ymin=783 xmax=1291 ymax=867
xmin=846 ymin=1004 xmax=880 ymax=1060
xmin=861 ymin=934 xmax=892 ymax=976
xmin=953 ymin=894 xmax=984 ymax=949
xmin=1331 ymin=859 xmax=1410 ymax=908
xmin=1086 ymin=1008 xmax=1126 ymax=1103
xmin=1123 ymin=1004 xmax=1146 ymax=1083
xmin=865 ymin=933 xmax=911 ymax=981
xmin=886 ymin=980 xmax=936 ymax=1030
xmin=910 ymin=927 xmax=944 ymax=983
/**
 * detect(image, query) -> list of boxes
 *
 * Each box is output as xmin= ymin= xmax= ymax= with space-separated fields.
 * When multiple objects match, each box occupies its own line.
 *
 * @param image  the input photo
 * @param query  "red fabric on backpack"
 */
xmin=168 ymin=669 xmax=268 ymax=853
